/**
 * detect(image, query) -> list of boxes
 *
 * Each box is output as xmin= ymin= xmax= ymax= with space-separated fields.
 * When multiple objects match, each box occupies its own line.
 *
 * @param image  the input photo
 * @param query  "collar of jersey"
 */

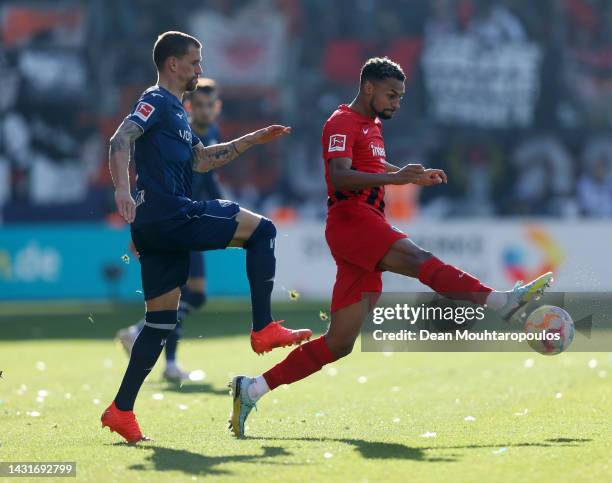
xmin=156 ymin=85 xmax=183 ymax=106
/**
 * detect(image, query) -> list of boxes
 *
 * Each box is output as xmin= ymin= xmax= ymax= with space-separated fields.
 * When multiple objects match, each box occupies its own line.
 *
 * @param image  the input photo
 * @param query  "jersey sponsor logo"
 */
xmin=178 ymin=129 xmax=192 ymax=143
xmin=370 ymin=143 xmax=386 ymax=158
xmin=328 ymin=134 xmax=346 ymax=152
xmin=362 ymin=128 xmax=369 ymax=135
xmin=134 ymin=102 xmax=155 ymax=122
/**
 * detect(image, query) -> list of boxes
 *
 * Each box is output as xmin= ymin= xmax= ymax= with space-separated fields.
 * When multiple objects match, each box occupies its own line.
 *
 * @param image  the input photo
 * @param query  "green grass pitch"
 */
xmin=1 ymin=300 xmax=611 ymax=482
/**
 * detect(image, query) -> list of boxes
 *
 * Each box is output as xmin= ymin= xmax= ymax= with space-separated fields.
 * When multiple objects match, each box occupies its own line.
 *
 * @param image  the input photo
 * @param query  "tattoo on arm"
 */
xmin=192 ymin=141 xmax=244 ymax=172
xmin=109 ymin=120 xmax=143 ymax=156
xmin=109 ymin=120 xmax=143 ymax=190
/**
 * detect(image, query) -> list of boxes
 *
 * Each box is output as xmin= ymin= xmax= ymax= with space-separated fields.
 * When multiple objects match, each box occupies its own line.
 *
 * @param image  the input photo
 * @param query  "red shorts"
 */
xmin=325 ymin=202 xmax=407 ymax=312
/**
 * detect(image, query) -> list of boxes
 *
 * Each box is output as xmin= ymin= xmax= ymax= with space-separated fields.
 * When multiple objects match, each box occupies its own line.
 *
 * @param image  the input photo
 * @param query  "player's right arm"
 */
xmin=324 ymin=118 xmax=445 ymax=190
xmin=109 ymin=119 xmax=142 ymax=223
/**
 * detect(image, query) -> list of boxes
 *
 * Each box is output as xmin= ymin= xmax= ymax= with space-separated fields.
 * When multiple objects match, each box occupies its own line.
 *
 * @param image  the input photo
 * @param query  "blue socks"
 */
xmin=115 ymin=310 xmax=177 ymax=411
xmin=163 ymin=321 xmax=182 ymax=363
xmin=244 ymin=218 xmax=276 ymax=332
xmin=165 ymin=287 xmax=206 ymax=362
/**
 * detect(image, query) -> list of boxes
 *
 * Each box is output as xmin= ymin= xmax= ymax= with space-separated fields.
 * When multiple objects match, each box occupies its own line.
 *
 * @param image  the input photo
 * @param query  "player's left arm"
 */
xmin=192 ymin=124 xmax=291 ymax=173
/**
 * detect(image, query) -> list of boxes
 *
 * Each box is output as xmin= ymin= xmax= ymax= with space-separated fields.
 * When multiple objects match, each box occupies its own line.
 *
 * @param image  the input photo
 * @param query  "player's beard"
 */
xmin=186 ymin=76 xmax=198 ymax=92
xmin=377 ymin=109 xmax=395 ymax=120
xmin=370 ymin=99 xmax=394 ymax=119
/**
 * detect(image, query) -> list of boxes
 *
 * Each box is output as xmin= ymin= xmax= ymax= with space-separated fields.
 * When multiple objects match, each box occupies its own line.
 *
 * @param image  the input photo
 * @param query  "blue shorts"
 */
xmin=131 ymin=199 xmax=239 ymax=300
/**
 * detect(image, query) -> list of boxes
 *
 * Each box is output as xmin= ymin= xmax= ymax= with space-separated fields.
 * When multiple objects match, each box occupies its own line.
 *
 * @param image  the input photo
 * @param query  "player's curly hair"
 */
xmin=360 ymin=57 xmax=405 ymax=84
xmin=153 ymin=31 xmax=201 ymax=71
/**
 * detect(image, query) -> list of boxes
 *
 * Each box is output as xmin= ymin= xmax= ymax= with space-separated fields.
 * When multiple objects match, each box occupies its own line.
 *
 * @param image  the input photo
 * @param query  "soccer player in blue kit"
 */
xmin=115 ymin=78 xmax=228 ymax=382
xmin=101 ymin=31 xmax=311 ymax=443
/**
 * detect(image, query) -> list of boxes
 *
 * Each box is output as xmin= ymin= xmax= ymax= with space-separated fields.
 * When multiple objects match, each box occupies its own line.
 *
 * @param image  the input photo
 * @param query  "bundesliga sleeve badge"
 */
xmin=328 ymin=134 xmax=347 ymax=152
xmin=134 ymin=101 xmax=155 ymax=122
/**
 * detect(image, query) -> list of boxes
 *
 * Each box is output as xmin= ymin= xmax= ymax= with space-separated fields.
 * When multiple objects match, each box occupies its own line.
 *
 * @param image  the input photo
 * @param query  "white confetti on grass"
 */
xmin=37 ymin=390 xmax=48 ymax=398
xmin=64 ymin=393 xmax=72 ymax=399
xmin=178 ymin=404 xmax=188 ymax=410
xmin=514 ymin=408 xmax=529 ymax=417
xmin=492 ymin=447 xmax=508 ymax=455
xmin=152 ymin=393 xmax=164 ymax=401
xmin=588 ymin=359 xmax=598 ymax=369
xmin=35 ymin=361 xmax=46 ymax=371
xmin=188 ymin=370 xmax=206 ymax=382
xmin=393 ymin=417 xmax=401 ymax=423
xmin=391 ymin=386 xmax=401 ymax=393
xmin=326 ymin=367 xmax=338 ymax=377
xmin=420 ymin=432 xmax=437 ymax=438
xmin=382 ymin=351 xmax=393 ymax=357
xmin=92 ymin=399 xmax=100 ymax=405
xmin=323 ymin=452 xmax=333 ymax=459
xmin=36 ymin=397 xmax=45 ymax=403
xmin=27 ymin=411 xmax=41 ymax=417
xmin=464 ymin=416 xmax=476 ymax=421
xmin=555 ymin=392 xmax=563 ymax=399
xmin=523 ymin=358 xmax=534 ymax=369
xmin=357 ymin=376 xmax=368 ymax=384
xmin=103 ymin=359 xmax=113 ymax=368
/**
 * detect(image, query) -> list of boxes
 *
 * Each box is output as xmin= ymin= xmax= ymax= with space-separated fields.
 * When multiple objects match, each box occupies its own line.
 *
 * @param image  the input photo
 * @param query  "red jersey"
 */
xmin=322 ymin=104 xmax=386 ymax=213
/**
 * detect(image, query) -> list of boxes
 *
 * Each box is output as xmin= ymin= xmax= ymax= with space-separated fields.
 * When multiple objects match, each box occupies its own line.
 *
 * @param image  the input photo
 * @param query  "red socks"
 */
xmin=418 ymin=257 xmax=492 ymax=305
xmin=263 ymin=336 xmax=337 ymax=390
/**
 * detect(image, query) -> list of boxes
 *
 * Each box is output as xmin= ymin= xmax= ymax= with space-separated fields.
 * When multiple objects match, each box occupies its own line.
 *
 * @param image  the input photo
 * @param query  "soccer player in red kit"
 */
xmin=228 ymin=57 xmax=553 ymax=437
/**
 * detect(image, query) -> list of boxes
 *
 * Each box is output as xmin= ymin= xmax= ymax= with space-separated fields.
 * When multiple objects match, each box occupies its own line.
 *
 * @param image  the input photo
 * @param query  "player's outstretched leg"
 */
xmin=378 ymin=238 xmax=553 ymax=320
xmin=229 ymin=208 xmax=312 ymax=354
xmin=229 ymin=300 xmax=366 ymax=437
xmin=102 ymin=288 xmax=180 ymax=443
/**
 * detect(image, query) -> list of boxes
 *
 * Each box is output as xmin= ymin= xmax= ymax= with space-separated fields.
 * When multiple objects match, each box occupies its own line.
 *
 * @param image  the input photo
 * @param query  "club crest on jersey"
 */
xmin=370 ymin=143 xmax=386 ymax=158
xmin=328 ymin=134 xmax=346 ymax=152
xmin=134 ymin=102 xmax=155 ymax=122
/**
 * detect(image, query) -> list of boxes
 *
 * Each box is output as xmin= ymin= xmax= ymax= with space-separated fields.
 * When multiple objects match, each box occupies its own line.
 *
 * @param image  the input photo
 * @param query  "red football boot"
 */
xmin=101 ymin=401 xmax=151 ymax=444
xmin=250 ymin=320 xmax=312 ymax=354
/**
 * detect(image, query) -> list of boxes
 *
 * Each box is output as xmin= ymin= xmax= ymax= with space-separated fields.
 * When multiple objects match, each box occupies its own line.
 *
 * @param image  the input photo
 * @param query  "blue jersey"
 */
xmin=127 ymin=85 xmax=201 ymax=226
xmin=192 ymin=123 xmax=223 ymax=200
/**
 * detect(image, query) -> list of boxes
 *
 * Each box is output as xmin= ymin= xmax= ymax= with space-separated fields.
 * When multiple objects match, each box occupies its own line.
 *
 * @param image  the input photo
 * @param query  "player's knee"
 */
xmin=246 ymin=217 xmax=276 ymax=246
xmin=258 ymin=217 xmax=276 ymax=240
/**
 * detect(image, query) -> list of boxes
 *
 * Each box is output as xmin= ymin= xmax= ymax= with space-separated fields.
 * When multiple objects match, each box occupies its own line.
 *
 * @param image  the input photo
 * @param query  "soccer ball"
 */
xmin=524 ymin=305 xmax=574 ymax=356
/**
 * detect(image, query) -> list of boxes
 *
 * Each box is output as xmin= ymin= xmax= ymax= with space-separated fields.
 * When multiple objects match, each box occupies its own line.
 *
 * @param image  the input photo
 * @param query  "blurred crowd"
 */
xmin=2 ymin=0 xmax=612 ymax=223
